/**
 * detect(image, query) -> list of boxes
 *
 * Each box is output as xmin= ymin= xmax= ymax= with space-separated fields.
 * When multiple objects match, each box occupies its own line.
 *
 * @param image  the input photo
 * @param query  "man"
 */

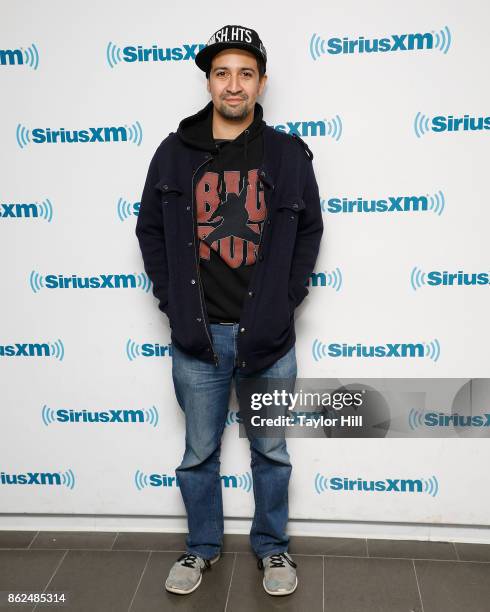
xmin=135 ymin=25 xmax=323 ymax=596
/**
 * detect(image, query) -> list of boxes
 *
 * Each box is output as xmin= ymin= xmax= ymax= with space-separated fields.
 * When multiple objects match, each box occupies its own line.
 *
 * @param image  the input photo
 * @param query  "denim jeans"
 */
xmin=172 ymin=322 xmax=297 ymax=561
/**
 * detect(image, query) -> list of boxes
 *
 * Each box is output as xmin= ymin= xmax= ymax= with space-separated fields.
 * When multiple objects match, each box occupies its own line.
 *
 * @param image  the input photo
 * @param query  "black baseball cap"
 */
xmin=195 ymin=25 xmax=267 ymax=74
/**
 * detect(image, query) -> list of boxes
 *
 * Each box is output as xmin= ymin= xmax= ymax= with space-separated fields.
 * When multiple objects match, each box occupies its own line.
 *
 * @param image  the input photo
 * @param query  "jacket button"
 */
xmin=241 ymin=361 xmax=246 ymax=368
xmin=191 ymin=279 xmax=196 ymax=284
xmin=240 ymin=327 xmax=245 ymax=333
xmin=186 ymin=205 xmax=191 ymax=211
xmin=162 ymin=184 xmax=168 ymax=190
xmin=290 ymin=215 xmax=295 ymax=220
xmin=248 ymin=290 xmax=254 ymax=297
xmin=259 ymin=254 xmax=264 ymax=261
xmin=187 ymin=241 xmax=193 ymax=247
xmin=293 ymin=203 xmax=298 ymax=208
xmin=196 ymin=317 xmax=202 ymax=322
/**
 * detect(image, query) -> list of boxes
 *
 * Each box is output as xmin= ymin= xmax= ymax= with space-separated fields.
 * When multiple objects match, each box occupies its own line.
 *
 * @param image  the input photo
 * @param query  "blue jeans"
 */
xmin=172 ymin=322 xmax=297 ymax=560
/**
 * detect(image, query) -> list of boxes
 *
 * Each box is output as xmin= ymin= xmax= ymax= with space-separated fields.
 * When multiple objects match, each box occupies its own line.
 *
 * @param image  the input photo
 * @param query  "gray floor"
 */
xmin=1 ymin=531 xmax=490 ymax=611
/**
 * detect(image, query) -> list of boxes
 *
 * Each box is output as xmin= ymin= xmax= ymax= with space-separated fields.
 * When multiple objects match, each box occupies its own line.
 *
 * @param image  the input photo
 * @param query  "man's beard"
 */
xmin=217 ymin=98 xmax=251 ymax=121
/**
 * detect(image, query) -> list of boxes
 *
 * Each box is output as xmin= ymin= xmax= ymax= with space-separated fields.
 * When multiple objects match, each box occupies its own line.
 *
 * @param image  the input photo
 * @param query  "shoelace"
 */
xmin=257 ymin=552 xmax=297 ymax=570
xmin=177 ymin=553 xmax=211 ymax=569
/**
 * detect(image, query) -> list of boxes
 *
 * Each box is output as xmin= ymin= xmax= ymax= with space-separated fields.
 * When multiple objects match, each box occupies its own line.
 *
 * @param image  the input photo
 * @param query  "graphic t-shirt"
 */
xmin=195 ymin=134 xmax=267 ymax=323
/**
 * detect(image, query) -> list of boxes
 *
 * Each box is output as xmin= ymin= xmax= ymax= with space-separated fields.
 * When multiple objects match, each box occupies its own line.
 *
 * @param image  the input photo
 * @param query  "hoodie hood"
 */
xmin=176 ymin=100 xmax=266 ymax=160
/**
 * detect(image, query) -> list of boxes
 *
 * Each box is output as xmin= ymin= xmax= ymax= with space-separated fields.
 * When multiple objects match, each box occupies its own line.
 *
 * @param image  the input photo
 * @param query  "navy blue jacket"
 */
xmin=135 ymin=105 xmax=324 ymax=375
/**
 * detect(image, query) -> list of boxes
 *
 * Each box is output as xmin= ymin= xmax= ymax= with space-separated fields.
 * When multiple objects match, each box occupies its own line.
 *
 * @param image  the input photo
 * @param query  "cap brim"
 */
xmin=195 ymin=42 xmax=264 ymax=72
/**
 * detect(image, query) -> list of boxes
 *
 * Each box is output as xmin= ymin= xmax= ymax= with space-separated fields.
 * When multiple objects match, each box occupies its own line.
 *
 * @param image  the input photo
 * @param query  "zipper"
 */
xmin=191 ymin=155 xmax=219 ymax=367
xmin=236 ymin=169 xmax=270 ymax=368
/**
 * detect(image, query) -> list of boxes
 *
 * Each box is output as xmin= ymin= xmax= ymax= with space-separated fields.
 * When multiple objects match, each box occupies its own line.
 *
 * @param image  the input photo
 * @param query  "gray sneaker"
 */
xmin=165 ymin=551 xmax=221 ymax=595
xmin=258 ymin=551 xmax=298 ymax=596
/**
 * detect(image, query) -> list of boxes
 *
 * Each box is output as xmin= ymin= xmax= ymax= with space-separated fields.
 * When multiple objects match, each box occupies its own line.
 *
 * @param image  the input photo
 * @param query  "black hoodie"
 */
xmin=176 ymin=100 xmax=267 ymax=323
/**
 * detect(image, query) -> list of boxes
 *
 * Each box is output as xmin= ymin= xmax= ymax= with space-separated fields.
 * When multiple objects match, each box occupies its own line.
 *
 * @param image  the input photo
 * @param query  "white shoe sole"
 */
xmin=165 ymin=573 xmax=203 ymax=595
xmin=165 ymin=552 xmax=221 ymax=595
xmin=263 ymin=574 xmax=298 ymax=596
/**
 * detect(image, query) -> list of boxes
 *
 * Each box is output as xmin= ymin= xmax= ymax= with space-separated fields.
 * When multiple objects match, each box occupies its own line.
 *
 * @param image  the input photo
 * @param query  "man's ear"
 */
xmin=258 ymin=74 xmax=268 ymax=96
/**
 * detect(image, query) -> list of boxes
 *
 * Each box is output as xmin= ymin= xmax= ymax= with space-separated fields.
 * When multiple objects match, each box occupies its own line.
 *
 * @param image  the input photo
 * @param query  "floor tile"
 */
xmin=0 ymin=550 xmax=66 ymax=608
xmin=455 ymin=541 xmax=490 ymax=562
xmin=112 ymin=531 xmax=187 ymax=551
xmin=222 ymin=533 xmax=250 ymax=553
xmin=368 ymin=538 xmax=457 ymax=560
xmin=324 ymin=556 xmax=422 ymax=612
xmin=30 ymin=531 xmax=116 ymax=550
xmin=0 ymin=531 xmax=37 ymax=549
xmin=290 ymin=535 xmax=366 ymax=556
xmin=415 ymin=559 xmax=490 ymax=612
xmin=39 ymin=549 xmax=149 ymax=611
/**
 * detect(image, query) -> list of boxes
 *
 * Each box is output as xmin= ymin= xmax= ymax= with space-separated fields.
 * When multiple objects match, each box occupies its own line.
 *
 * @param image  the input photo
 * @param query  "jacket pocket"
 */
xmin=275 ymin=198 xmax=308 ymax=313
xmin=277 ymin=197 xmax=306 ymax=215
xmin=154 ymin=177 xmax=185 ymax=321
xmin=155 ymin=177 xmax=184 ymax=214
xmin=276 ymin=197 xmax=306 ymax=243
xmin=155 ymin=177 xmax=184 ymax=196
xmin=155 ymin=177 xmax=186 ymax=239
xmin=274 ymin=197 xmax=306 ymax=251
xmin=157 ymin=178 xmax=185 ymax=227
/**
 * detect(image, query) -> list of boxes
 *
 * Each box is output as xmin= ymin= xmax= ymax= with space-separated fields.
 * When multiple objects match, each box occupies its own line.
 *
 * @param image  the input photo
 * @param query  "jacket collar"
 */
xmin=185 ymin=123 xmax=279 ymax=191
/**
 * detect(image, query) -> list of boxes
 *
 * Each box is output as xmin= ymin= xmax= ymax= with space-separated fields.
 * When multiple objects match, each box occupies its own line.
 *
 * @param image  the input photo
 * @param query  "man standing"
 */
xmin=135 ymin=25 xmax=323 ymax=596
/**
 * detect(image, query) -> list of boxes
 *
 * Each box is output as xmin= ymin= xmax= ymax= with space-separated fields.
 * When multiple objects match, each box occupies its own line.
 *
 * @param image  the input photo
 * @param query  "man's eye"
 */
xmin=243 ymin=72 xmax=252 ymax=77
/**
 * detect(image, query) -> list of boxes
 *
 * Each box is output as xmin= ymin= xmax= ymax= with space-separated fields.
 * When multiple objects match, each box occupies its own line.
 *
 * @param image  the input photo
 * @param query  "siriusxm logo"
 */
xmin=414 ymin=112 xmax=490 ymax=137
xmin=314 ymin=473 xmax=439 ymax=497
xmin=409 ymin=409 xmax=490 ymax=429
xmin=323 ymin=191 xmax=445 ymax=216
xmin=307 ymin=269 xmax=343 ymax=292
xmin=106 ymin=42 xmax=205 ymax=68
xmin=310 ymin=26 xmax=451 ymax=60
xmin=41 ymin=404 xmax=159 ymax=427
xmin=272 ymin=115 xmax=342 ymax=141
xmin=0 ymin=44 xmax=39 ymax=69
xmin=0 ymin=199 xmax=53 ymax=222
xmin=126 ymin=339 xmax=173 ymax=360
xmin=134 ymin=470 xmax=252 ymax=491
xmin=117 ymin=198 xmax=140 ymax=221
xmin=1 ymin=469 xmax=75 ymax=488
xmin=29 ymin=271 xmax=150 ymax=292
xmin=411 ymin=267 xmax=490 ymax=290
xmin=312 ymin=339 xmax=441 ymax=361
xmin=225 ymin=410 xmax=240 ymax=427
xmin=0 ymin=339 xmax=64 ymax=360
xmin=16 ymin=122 xmax=142 ymax=148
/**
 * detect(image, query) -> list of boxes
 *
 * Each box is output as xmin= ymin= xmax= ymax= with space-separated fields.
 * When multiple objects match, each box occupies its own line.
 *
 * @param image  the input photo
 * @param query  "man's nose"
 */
xmin=227 ymin=74 xmax=242 ymax=93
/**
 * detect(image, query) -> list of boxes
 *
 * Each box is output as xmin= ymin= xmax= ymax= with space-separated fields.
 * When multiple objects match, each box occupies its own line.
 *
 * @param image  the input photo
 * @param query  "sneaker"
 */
xmin=258 ymin=551 xmax=298 ymax=596
xmin=165 ymin=551 xmax=221 ymax=595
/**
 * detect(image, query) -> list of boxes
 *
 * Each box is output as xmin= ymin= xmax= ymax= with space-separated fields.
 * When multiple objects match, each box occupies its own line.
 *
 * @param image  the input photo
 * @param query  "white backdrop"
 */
xmin=1 ymin=0 xmax=489 ymax=537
